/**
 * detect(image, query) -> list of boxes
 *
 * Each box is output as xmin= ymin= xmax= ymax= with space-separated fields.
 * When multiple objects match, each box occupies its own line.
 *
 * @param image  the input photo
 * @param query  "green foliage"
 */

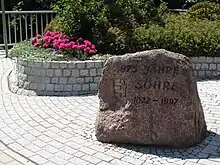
xmin=44 ymin=17 xmax=68 ymax=34
xmin=52 ymin=0 xmax=168 ymax=55
xmin=202 ymin=0 xmax=220 ymax=3
xmin=10 ymin=41 xmax=56 ymax=61
xmin=132 ymin=14 xmax=220 ymax=57
xmin=187 ymin=2 xmax=220 ymax=21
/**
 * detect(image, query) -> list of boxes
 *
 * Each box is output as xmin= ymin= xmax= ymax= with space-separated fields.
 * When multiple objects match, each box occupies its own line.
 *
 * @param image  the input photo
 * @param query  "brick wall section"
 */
xmin=191 ymin=57 xmax=220 ymax=79
xmin=8 ymin=56 xmax=220 ymax=96
xmin=9 ymin=58 xmax=104 ymax=96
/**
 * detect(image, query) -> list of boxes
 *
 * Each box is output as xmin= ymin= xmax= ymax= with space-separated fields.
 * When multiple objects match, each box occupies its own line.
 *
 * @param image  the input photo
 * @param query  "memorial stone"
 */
xmin=95 ymin=49 xmax=207 ymax=148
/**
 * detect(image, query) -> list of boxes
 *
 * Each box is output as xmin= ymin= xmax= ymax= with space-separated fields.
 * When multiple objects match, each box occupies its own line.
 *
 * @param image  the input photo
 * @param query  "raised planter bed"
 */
xmin=8 ymin=58 xmax=104 ymax=96
xmin=8 ymin=56 xmax=220 ymax=96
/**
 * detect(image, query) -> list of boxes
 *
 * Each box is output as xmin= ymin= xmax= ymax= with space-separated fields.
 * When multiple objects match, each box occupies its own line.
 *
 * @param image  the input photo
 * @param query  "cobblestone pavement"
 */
xmin=1 ymin=55 xmax=220 ymax=165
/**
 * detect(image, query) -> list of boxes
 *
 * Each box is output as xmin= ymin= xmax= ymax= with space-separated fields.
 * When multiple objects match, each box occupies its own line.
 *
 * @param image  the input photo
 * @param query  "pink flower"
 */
xmin=84 ymin=47 xmax=90 ymax=52
xmin=45 ymin=31 xmax=52 ymax=36
xmin=44 ymin=36 xmax=50 ymax=42
xmin=89 ymin=49 xmax=97 ymax=54
xmin=91 ymin=44 xmax=96 ymax=49
xmin=65 ymin=43 xmax=72 ymax=49
xmin=71 ymin=45 xmax=77 ymax=49
xmin=78 ymin=45 xmax=86 ymax=50
xmin=75 ymin=45 xmax=81 ymax=50
xmin=31 ymin=37 xmax=37 ymax=45
xmin=70 ymin=42 xmax=75 ymax=46
xmin=59 ymin=43 xmax=66 ymax=49
xmin=36 ymin=34 xmax=42 ymax=39
xmin=34 ymin=42 xmax=41 ymax=47
xmin=53 ymin=35 xmax=59 ymax=40
xmin=84 ymin=40 xmax=92 ymax=47
xmin=77 ymin=37 xmax=83 ymax=43
xmin=43 ymin=43 xmax=49 ymax=48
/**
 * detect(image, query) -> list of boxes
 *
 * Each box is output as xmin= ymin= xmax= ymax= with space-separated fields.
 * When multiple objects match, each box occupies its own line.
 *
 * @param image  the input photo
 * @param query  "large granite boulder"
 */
xmin=95 ymin=49 xmax=207 ymax=148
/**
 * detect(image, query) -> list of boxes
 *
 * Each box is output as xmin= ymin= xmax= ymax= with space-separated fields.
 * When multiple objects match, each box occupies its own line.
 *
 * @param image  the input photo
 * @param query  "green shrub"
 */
xmin=44 ymin=17 xmax=68 ymax=34
xmin=132 ymin=14 xmax=220 ymax=57
xmin=202 ymin=0 xmax=220 ymax=3
xmin=187 ymin=2 xmax=220 ymax=21
xmin=52 ymin=0 xmax=168 ymax=55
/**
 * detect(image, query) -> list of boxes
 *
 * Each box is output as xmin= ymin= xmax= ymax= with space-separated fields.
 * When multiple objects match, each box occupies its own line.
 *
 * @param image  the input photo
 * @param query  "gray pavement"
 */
xmin=1 ymin=55 xmax=220 ymax=165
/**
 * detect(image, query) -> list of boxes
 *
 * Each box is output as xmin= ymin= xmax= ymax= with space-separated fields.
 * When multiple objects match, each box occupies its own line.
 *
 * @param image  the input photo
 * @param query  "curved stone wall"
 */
xmin=8 ymin=58 xmax=104 ymax=96
xmin=8 ymin=56 xmax=220 ymax=96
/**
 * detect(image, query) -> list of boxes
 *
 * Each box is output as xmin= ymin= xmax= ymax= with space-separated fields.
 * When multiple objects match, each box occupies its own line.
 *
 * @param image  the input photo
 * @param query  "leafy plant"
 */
xmin=132 ymin=14 xmax=220 ymax=57
xmin=52 ymin=0 xmax=168 ymax=55
xmin=44 ymin=17 xmax=68 ymax=34
xmin=187 ymin=2 xmax=220 ymax=21
xmin=10 ymin=41 xmax=56 ymax=61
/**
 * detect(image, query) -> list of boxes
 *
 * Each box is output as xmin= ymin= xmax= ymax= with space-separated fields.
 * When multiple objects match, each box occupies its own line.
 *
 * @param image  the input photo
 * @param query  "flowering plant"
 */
xmin=31 ymin=31 xmax=97 ymax=60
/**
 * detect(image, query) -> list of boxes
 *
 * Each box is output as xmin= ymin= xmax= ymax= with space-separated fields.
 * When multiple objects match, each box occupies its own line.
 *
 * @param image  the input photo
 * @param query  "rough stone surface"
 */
xmin=96 ymin=49 xmax=207 ymax=148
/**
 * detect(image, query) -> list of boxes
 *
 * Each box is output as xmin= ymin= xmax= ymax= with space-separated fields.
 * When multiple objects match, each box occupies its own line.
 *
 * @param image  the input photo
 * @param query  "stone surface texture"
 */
xmin=96 ymin=49 xmax=207 ymax=148
xmin=1 ymin=51 xmax=220 ymax=165
xmin=8 ymin=58 xmax=103 ymax=96
xmin=7 ymin=52 xmax=220 ymax=96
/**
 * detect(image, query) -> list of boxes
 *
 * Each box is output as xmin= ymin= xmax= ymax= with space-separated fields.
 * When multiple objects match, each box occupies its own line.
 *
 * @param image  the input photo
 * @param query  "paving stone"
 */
xmin=93 ymin=152 xmax=114 ymax=162
xmin=198 ymin=159 xmax=220 ymax=165
xmin=29 ymin=154 xmax=48 ymax=164
xmin=121 ymin=156 xmax=145 ymax=165
xmin=97 ymin=161 xmax=114 ymax=165
xmin=49 ymin=156 xmax=68 ymax=165
xmin=0 ymin=153 xmax=14 ymax=163
xmin=110 ymin=159 xmax=132 ymax=165
xmin=69 ymin=157 xmax=89 ymax=165
xmin=82 ymin=154 xmax=102 ymax=164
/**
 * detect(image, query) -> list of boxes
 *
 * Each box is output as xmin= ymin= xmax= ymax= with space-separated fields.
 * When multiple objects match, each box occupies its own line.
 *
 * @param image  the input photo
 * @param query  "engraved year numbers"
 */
xmin=120 ymin=65 xmax=137 ymax=73
xmin=161 ymin=98 xmax=178 ymax=105
xmin=134 ymin=96 xmax=150 ymax=104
